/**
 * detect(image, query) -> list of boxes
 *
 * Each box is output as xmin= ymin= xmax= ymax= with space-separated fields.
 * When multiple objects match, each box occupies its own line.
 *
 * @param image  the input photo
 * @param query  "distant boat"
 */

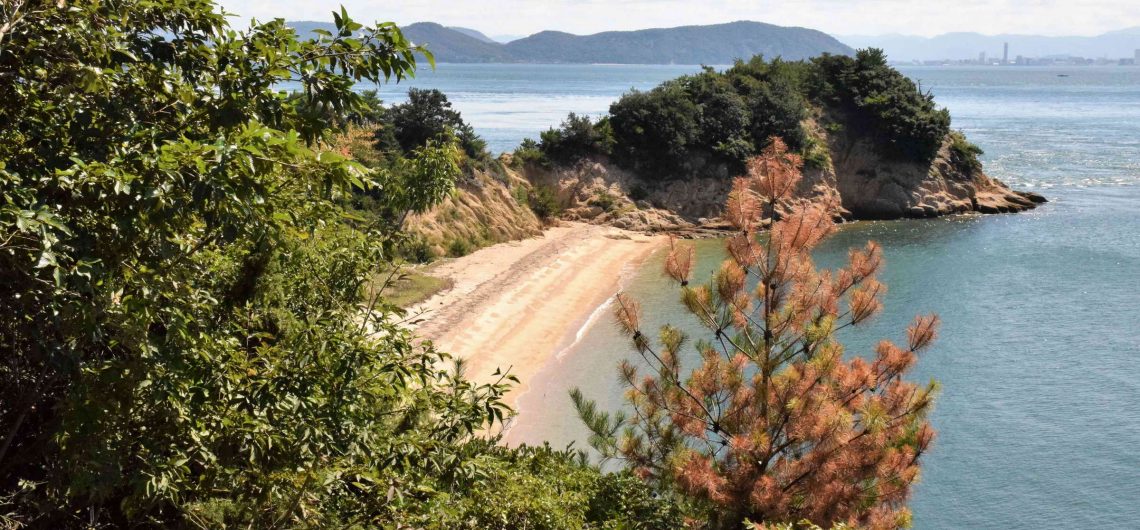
xmin=1057 ymin=74 xmax=1071 ymax=77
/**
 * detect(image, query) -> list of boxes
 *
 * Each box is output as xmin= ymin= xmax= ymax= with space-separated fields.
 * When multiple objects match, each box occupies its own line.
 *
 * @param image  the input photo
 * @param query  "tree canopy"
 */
xmin=535 ymin=52 xmax=953 ymax=181
xmin=0 ymin=2 xmax=599 ymax=527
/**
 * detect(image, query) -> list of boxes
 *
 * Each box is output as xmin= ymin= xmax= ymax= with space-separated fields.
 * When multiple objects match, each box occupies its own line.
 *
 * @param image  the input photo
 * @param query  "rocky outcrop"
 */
xmin=508 ymin=125 xmax=1044 ymax=233
xmin=418 ymin=125 xmax=1046 ymax=249
xmin=821 ymin=131 xmax=1045 ymax=220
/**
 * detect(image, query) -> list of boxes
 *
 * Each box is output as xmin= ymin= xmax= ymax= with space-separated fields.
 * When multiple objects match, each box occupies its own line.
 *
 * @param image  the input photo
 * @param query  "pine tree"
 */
xmin=575 ymin=138 xmax=940 ymax=529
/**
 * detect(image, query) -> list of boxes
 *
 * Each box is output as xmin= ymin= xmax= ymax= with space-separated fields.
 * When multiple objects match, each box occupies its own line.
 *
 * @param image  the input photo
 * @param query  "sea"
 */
xmin=379 ymin=64 xmax=1140 ymax=529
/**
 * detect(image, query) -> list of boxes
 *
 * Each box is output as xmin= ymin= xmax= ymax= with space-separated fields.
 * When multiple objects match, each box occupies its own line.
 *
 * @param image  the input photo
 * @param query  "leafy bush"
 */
xmin=399 ymin=233 xmax=437 ymax=263
xmin=396 ymin=442 xmax=681 ymax=529
xmin=811 ymin=49 xmax=951 ymax=163
xmin=383 ymin=88 xmax=487 ymax=159
xmin=512 ymin=137 xmax=548 ymax=168
xmin=949 ymin=130 xmax=985 ymax=175
xmin=608 ymin=61 xmax=811 ymax=180
xmin=586 ymin=472 xmax=684 ymax=529
xmin=0 ymin=3 xmax=551 ymax=526
xmin=528 ymin=185 xmax=563 ymax=220
xmin=609 ymin=81 xmax=703 ymax=178
xmin=539 ymin=112 xmax=614 ymax=163
xmin=589 ymin=190 xmax=619 ymax=212
xmin=802 ymin=136 xmax=832 ymax=170
xmin=598 ymin=52 xmax=956 ymax=181
xmin=448 ymin=238 xmax=474 ymax=257
xmin=512 ymin=184 xmax=531 ymax=206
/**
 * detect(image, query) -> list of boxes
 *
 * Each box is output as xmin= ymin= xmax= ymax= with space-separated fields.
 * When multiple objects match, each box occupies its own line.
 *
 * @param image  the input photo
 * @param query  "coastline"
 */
xmin=407 ymin=222 xmax=666 ymax=408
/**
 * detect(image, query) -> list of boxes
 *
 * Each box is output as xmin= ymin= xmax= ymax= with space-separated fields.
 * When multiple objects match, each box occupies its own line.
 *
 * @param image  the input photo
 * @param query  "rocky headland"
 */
xmin=496 ymin=131 xmax=1045 ymax=238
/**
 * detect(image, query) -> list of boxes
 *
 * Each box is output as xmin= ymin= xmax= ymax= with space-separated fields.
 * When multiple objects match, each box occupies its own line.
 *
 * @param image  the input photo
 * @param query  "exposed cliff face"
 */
xmin=819 ymin=126 xmax=1046 ymax=219
xmin=509 ymin=127 xmax=1044 ymax=233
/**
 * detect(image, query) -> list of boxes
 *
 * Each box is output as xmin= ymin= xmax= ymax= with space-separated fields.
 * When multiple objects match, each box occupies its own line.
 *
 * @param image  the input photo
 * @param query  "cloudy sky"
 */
xmin=218 ymin=0 xmax=1140 ymax=38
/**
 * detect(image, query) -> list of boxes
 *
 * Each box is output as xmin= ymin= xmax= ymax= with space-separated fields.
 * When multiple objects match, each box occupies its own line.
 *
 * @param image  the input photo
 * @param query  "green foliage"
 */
xmin=586 ymin=472 xmax=685 ymax=529
xmin=802 ymin=136 xmax=832 ymax=170
xmin=448 ymin=238 xmax=474 ymax=257
xmin=379 ymin=441 xmax=680 ymax=529
xmin=811 ymin=49 xmax=951 ymax=163
xmin=608 ymin=61 xmax=811 ymax=180
xmin=609 ymin=81 xmax=703 ymax=178
xmin=350 ymin=89 xmax=389 ymax=126
xmin=539 ymin=113 xmax=615 ymax=163
xmin=457 ymin=444 xmax=597 ymax=529
xmin=382 ymin=88 xmax=487 ymax=159
xmin=602 ymin=52 xmax=954 ymax=181
xmin=0 ymin=2 xmax=535 ymax=526
xmin=527 ymin=185 xmax=563 ymax=220
xmin=512 ymin=184 xmax=531 ymax=206
xmin=288 ymin=88 xmax=388 ymax=131
xmin=949 ymin=130 xmax=985 ymax=175
xmin=589 ymin=190 xmax=620 ymax=213
xmin=386 ymin=139 xmax=464 ymax=216
xmin=747 ymin=521 xmax=856 ymax=530
xmin=398 ymin=233 xmax=438 ymax=263
xmin=512 ymin=137 xmax=548 ymax=168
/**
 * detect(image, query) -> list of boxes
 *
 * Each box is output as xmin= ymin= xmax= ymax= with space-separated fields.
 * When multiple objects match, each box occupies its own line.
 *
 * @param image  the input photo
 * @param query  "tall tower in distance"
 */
xmin=1003 ymin=42 xmax=1009 ymax=65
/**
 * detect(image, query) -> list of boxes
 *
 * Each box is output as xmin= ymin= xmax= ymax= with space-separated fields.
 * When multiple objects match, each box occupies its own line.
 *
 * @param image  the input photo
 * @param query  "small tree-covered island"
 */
xmin=1 ymin=2 xmax=1044 ymax=529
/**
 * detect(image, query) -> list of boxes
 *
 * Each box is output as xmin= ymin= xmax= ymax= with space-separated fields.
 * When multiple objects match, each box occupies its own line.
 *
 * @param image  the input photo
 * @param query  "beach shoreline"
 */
xmin=407 ymin=222 xmax=666 ymax=408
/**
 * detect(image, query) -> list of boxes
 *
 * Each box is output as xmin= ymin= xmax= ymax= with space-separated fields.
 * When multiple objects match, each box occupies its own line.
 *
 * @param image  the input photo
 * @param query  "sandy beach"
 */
xmin=408 ymin=222 xmax=665 ymax=406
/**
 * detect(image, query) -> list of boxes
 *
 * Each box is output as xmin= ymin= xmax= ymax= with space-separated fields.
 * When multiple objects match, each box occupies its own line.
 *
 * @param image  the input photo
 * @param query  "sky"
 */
xmin=218 ymin=0 xmax=1140 ymax=39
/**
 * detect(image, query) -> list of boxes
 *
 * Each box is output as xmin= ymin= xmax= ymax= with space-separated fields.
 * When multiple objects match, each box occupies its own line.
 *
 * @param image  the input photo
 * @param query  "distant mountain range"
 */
xmin=840 ymin=28 xmax=1140 ymax=62
xmin=288 ymin=20 xmax=854 ymax=64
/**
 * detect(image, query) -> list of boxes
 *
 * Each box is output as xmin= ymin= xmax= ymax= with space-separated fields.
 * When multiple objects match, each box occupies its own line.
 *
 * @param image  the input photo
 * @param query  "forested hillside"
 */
xmin=290 ymin=20 xmax=855 ymax=64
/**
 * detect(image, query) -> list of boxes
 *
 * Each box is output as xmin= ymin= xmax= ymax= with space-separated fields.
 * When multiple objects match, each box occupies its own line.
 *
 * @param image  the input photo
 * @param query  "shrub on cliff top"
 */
xmin=948 ymin=130 xmax=985 ymax=175
xmin=609 ymin=80 xmax=704 ymax=178
xmin=600 ymin=51 xmax=951 ymax=182
xmin=811 ymin=49 xmax=951 ymax=163
xmin=606 ymin=60 xmax=808 ymax=180
xmin=381 ymin=88 xmax=488 ymax=159
xmin=539 ymin=112 xmax=615 ymax=164
xmin=575 ymin=138 xmax=940 ymax=529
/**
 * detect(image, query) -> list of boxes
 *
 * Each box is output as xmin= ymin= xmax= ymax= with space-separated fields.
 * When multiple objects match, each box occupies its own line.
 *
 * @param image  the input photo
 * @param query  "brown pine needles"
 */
xmin=578 ymin=138 xmax=941 ymax=530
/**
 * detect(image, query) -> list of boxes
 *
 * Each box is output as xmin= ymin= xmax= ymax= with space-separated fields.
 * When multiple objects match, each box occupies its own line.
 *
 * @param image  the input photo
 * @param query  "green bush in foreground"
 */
xmin=0 ymin=2 xmax=660 ymax=527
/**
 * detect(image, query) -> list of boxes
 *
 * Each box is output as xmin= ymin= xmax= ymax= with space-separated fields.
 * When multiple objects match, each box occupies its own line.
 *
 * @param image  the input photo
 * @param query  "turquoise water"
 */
xmin=399 ymin=65 xmax=1140 ymax=528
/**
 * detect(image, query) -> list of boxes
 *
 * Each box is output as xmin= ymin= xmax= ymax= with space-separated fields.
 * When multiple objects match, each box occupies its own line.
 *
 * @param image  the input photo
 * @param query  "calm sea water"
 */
xmin=393 ymin=65 xmax=1140 ymax=528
